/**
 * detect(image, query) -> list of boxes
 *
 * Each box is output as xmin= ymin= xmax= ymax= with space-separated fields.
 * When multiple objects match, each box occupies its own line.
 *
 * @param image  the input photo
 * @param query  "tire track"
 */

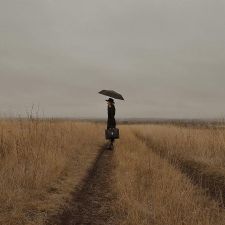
xmin=134 ymin=132 xmax=225 ymax=207
xmin=47 ymin=144 xmax=117 ymax=225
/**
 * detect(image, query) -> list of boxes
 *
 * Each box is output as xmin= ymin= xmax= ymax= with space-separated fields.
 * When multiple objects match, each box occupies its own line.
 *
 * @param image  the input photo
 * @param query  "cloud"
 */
xmin=0 ymin=0 xmax=225 ymax=118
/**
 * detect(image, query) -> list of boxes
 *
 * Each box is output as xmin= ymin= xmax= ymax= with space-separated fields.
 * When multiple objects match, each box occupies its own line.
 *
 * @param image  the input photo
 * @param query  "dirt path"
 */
xmin=135 ymin=132 xmax=225 ymax=207
xmin=47 ymin=145 xmax=117 ymax=225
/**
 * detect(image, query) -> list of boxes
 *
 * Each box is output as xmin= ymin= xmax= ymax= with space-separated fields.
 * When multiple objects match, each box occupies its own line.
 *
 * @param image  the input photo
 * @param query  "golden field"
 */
xmin=0 ymin=119 xmax=104 ymax=225
xmin=115 ymin=124 xmax=225 ymax=225
xmin=0 ymin=120 xmax=225 ymax=225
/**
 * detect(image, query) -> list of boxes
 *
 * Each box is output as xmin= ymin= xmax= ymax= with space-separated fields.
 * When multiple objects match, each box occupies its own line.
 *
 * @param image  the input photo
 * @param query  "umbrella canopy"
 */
xmin=99 ymin=90 xmax=124 ymax=100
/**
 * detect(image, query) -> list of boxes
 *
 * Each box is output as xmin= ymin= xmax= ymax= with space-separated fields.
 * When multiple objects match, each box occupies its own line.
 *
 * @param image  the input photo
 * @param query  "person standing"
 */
xmin=106 ymin=98 xmax=116 ymax=149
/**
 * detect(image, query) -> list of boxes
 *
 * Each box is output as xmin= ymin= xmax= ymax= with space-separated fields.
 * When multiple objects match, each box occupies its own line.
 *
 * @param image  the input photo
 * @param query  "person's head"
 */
xmin=106 ymin=98 xmax=115 ymax=106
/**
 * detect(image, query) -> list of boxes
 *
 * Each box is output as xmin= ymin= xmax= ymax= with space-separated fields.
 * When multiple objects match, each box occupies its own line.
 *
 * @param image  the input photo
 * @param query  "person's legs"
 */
xmin=107 ymin=138 xmax=114 ymax=150
xmin=110 ymin=138 xmax=114 ymax=149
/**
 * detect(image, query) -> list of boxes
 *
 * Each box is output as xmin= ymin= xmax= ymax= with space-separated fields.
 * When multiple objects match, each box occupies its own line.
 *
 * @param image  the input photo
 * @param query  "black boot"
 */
xmin=107 ymin=142 xmax=113 ymax=150
xmin=109 ymin=142 xmax=114 ymax=150
xmin=106 ymin=142 xmax=111 ymax=150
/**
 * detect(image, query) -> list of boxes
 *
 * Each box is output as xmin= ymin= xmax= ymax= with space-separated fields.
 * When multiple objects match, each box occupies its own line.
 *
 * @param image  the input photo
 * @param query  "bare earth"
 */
xmin=48 ymin=145 xmax=118 ymax=225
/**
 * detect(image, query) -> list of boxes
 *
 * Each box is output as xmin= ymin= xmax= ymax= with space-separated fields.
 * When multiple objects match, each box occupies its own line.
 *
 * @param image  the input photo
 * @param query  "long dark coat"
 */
xmin=107 ymin=104 xmax=116 ymax=129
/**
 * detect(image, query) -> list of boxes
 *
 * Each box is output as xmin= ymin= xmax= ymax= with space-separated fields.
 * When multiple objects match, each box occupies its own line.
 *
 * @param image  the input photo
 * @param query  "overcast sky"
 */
xmin=0 ymin=0 xmax=225 ymax=119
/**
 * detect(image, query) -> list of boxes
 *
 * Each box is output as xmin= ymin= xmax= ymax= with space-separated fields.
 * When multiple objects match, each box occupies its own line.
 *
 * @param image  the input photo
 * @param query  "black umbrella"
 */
xmin=99 ymin=90 xmax=124 ymax=100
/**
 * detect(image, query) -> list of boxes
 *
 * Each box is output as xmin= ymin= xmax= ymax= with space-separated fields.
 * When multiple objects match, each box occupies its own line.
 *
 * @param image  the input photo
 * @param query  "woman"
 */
xmin=106 ymin=98 xmax=116 ymax=149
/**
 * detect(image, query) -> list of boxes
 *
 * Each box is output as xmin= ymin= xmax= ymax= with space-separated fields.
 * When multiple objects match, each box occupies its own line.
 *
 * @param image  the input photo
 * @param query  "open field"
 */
xmin=1 ymin=120 xmax=225 ymax=225
xmin=133 ymin=124 xmax=225 ymax=205
xmin=0 ymin=119 xmax=104 ymax=225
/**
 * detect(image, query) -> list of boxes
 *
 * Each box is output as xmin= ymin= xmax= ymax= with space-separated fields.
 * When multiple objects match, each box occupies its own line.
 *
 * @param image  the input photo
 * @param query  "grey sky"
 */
xmin=0 ymin=0 xmax=225 ymax=119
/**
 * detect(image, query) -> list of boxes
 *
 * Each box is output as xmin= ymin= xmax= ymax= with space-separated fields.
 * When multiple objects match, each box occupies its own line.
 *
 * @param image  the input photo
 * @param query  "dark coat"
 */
xmin=107 ymin=104 xmax=116 ymax=129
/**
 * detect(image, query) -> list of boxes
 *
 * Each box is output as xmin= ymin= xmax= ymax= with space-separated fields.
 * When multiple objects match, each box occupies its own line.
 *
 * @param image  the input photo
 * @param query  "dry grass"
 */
xmin=131 ymin=124 xmax=225 ymax=205
xmin=114 ymin=125 xmax=225 ymax=225
xmin=132 ymin=124 xmax=225 ymax=167
xmin=1 ymin=121 xmax=225 ymax=225
xmin=0 ymin=119 xmax=104 ymax=225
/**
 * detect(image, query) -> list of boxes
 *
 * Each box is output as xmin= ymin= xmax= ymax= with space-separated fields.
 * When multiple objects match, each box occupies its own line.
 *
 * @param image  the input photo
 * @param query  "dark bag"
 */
xmin=105 ymin=128 xmax=120 ymax=140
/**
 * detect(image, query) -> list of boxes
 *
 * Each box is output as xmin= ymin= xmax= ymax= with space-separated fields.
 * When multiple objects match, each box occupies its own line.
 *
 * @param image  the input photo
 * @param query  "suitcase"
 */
xmin=105 ymin=128 xmax=120 ymax=140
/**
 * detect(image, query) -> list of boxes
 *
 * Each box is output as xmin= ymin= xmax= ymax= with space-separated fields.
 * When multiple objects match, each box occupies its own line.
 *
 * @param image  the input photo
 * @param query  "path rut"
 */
xmin=47 ymin=145 xmax=117 ymax=225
